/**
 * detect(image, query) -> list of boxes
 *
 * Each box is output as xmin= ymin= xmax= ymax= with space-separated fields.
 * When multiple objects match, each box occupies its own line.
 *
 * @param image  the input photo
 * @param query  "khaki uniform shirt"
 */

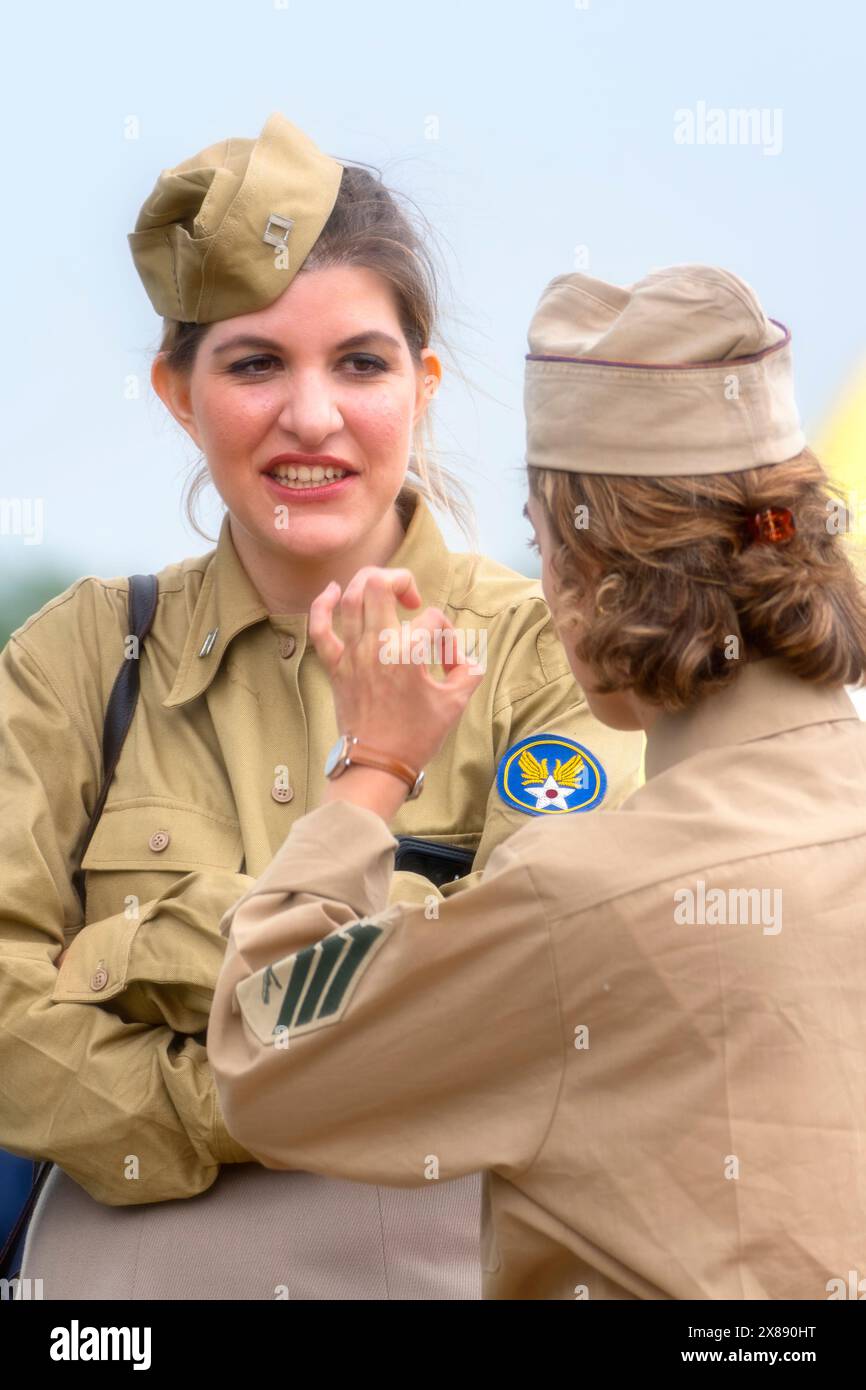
xmin=209 ymin=657 xmax=866 ymax=1299
xmin=0 ymin=488 xmax=643 ymax=1209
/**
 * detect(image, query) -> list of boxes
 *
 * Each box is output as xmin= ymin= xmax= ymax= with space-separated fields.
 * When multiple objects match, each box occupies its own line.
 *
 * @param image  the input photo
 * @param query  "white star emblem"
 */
xmin=532 ymin=775 xmax=575 ymax=811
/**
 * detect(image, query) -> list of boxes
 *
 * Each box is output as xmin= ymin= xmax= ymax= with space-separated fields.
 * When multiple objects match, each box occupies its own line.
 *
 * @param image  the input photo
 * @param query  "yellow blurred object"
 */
xmin=814 ymin=361 xmax=866 ymax=571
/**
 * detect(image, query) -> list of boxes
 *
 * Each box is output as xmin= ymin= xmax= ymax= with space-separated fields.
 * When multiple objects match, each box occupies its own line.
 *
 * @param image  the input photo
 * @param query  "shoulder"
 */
xmin=6 ymin=543 xmax=215 ymax=694
xmin=447 ymin=548 xmax=571 ymax=689
xmin=10 ymin=546 xmax=213 ymax=644
xmin=448 ymin=547 xmax=544 ymax=618
xmin=499 ymin=800 xmax=696 ymax=922
xmin=506 ymin=721 xmax=866 ymax=923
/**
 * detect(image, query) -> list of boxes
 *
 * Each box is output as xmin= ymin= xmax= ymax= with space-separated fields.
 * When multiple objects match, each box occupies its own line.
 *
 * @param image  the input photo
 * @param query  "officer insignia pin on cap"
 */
xmin=496 ymin=734 xmax=606 ymax=816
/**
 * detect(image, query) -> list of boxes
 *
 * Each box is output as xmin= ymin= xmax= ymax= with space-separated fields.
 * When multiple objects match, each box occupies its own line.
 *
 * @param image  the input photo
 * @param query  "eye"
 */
xmin=526 ymin=536 xmax=540 ymax=554
xmin=227 ymin=355 xmax=280 ymax=377
xmin=341 ymin=353 xmax=389 ymax=375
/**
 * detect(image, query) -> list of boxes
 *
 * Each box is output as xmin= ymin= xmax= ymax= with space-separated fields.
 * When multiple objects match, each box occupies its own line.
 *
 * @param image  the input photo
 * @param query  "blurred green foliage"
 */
xmin=0 ymin=547 xmax=538 ymax=655
xmin=0 ymin=568 xmax=80 ymax=650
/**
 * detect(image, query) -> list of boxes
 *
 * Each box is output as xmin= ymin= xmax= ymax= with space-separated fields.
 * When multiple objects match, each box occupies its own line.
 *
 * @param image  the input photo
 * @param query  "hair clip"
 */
xmin=744 ymin=506 xmax=796 ymax=545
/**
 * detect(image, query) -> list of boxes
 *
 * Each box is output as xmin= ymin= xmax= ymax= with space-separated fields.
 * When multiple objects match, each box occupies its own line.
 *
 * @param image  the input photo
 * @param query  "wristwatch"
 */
xmin=324 ymin=733 xmax=425 ymax=800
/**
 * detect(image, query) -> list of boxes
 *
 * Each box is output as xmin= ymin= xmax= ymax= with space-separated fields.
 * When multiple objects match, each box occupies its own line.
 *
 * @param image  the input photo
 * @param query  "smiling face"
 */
xmin=152 ymin=263 xmax=440 ymax=568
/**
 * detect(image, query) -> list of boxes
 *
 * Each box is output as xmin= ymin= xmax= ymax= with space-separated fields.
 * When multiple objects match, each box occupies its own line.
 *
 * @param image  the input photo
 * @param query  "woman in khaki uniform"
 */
xmin=208 ymin=264 xmax=866 ymax=1299
xmin=0 ymin=114 xmax=643 ymax=1299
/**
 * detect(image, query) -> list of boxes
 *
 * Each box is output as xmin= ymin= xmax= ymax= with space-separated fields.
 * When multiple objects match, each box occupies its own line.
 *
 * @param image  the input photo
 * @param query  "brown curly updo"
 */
xmin=528 ymin=447 xmax=866 ymax=713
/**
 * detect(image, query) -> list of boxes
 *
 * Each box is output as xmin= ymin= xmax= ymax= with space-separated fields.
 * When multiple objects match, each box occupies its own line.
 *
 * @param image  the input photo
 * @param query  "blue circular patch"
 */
xmin=496 ymin=733 xmax=607 ymax=816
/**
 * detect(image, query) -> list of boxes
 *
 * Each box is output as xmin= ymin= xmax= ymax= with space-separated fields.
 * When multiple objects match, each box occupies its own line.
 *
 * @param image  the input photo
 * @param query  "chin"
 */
xmin=270 ymin=520 xmax=358 ymax=558
xmin=248 ymin=502 xmax=357 ymax=547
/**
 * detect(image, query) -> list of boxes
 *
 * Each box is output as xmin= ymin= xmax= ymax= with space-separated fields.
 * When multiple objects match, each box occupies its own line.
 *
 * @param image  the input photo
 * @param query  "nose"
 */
xmin=275 ymin=367 xmax=344 ymax=448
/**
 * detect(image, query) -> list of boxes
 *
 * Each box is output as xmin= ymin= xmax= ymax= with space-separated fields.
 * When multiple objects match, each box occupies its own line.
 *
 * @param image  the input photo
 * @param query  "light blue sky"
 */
xmin=2 ymin=0 xmax=864 ymax=585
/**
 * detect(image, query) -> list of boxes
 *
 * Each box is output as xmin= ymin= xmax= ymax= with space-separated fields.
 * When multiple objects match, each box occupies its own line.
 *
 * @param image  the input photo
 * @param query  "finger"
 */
xmin=339 ymin=566 xmax=379 ymax=645
xmin=418 ymin=609 xmax=476 ymax=676
xmin=387 ymin=569 xmax=422 ymax=610
xmin=308 ymin=581 xmax=345 ymax=674
xmin=436 ymin=654 xmax=487 ymax=706
xmin=363 ymin=572 xmax=402 ymax=646
xmin=406 ymin=607 xmax=470 ymax=673
xmin=341 ymin=567 xmax=422 ymax=645
xmin=341 ymin=566 xmax=421 ymax=613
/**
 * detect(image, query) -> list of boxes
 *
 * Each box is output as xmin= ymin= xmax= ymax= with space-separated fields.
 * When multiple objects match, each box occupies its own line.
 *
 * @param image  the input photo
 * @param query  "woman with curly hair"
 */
xmin=208 ymin=264 xmax=866 ymax=1299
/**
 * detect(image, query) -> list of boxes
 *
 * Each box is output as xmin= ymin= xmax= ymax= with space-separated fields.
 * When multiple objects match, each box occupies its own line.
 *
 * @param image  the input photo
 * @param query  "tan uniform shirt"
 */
xmin=0 ymin=487 xmax=643 ymax=1209
xmin=209 ymin=657 xmax=866 ymax=1299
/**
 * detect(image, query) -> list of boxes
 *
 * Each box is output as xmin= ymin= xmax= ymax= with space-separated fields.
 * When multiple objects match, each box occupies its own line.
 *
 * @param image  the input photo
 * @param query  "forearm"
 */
xmin=0 ymin=947 xmax=251 ymax=1205
xmin=319 ymin=767 xmax=459 ymax=908
xmin=318 ymin=761 xmax=409 ymax=821
xmin=210 ymin=804 xmax=559 ymax=1182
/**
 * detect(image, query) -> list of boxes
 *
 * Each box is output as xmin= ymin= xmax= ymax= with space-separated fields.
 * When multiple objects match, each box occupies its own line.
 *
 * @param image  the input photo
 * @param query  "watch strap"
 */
xmin=348 ymin=741 xmax=421 ymax=793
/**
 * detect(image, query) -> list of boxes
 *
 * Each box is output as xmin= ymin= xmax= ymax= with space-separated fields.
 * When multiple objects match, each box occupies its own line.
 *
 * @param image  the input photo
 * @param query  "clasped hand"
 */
xmin=309 ymin=565 xmax=485 ymax=774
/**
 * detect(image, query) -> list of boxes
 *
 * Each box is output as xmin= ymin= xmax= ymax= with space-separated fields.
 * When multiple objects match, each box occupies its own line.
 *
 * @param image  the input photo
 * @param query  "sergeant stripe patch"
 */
xmin=237 ymin=920 xmax=391 ymax=1047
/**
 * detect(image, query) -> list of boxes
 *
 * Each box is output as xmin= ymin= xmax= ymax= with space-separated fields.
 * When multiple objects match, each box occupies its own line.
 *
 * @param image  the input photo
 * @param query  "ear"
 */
xmin=151 ymin=354 xmax=203 ymax=449
xmin=413 ymin=349 xmax=442 ymax=426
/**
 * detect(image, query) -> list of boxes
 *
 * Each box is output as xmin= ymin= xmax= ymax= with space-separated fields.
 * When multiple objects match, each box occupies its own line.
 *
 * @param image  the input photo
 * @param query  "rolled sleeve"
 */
xmin=209 ymin=801 xmax=561 ymax=1186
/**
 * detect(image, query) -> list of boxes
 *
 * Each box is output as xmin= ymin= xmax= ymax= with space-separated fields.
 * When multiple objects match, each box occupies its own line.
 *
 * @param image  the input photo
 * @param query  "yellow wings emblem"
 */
xmin=518 ymin=747 xmax=585 ymax=788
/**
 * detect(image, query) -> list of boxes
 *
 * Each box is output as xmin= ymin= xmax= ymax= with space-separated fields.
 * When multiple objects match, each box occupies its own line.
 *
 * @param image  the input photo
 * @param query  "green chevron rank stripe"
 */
xmin=236 ymin=919 xmax=392 ymax=1046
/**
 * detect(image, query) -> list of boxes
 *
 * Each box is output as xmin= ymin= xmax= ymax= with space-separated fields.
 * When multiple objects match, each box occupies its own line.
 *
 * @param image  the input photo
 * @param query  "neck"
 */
xmin=628 ymin=691 xmax=663 ymax=734
xmin=228 ymin=504 xmax=408 ymax=616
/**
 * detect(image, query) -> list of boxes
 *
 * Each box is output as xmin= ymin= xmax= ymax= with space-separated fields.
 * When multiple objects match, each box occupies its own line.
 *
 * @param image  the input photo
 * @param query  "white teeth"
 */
xmin=267 ymin=465 xmax=348 ymax=489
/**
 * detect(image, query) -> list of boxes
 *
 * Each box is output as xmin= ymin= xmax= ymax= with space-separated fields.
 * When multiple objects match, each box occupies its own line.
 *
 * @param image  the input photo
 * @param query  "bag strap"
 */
xmin=0 ymin=1159 xmax=53 ymax=1278
xmin=0 ymin=574 xmax=159 ymax=1282
xmin=70 ymin=574 xmax=159 ymax=914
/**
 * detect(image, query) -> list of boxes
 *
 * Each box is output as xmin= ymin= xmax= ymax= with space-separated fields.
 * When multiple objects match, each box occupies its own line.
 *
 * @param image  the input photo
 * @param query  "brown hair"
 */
xmin=528 ymin=447 xmax=866 ymax=711
xmin=156 ymin=162 xmax=475 ymax=545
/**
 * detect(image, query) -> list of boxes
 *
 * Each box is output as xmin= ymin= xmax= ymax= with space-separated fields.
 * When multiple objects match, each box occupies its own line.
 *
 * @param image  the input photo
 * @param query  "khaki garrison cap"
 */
xmin=524 ymin=264 xmax=806 ymax=475
xmin=128 ymin=112 xmax=343 ymax=324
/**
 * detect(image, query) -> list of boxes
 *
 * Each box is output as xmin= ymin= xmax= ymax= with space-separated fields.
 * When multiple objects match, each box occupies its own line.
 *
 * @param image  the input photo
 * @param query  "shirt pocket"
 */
xmin=52 ymin=800 xmax=245 ymax=1028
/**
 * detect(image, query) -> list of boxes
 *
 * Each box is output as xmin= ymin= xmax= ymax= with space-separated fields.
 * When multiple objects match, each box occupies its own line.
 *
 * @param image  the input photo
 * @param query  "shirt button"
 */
xmin=90 ymin=963 xmax=109 ymax=991
xmin=278 ymin=634 xmax=296 ymax=659
xmin=148 ymin=830 xmax=171 ymax=852
xmin=271 ymin=784 xmax=294 ymax=803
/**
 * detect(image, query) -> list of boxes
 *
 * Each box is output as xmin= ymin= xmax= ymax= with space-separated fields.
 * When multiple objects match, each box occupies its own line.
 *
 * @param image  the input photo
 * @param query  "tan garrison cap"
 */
xmin=524 ymin=264 xmax=806 ymax=475
xmin=128 ymin=112 xmax=343 ymax=324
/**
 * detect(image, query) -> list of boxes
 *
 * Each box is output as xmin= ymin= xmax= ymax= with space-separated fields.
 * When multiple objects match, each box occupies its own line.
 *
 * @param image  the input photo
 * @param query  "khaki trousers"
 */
xmin=19 ymin=1165 xmax=482 ymax=1300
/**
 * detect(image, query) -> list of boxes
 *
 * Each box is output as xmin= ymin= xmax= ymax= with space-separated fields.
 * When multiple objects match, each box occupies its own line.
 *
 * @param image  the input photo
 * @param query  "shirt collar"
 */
xmin=163 ymin=486 xmax=454 ymax=709
xmin=644 ymin=655 xmax=861 ymax=779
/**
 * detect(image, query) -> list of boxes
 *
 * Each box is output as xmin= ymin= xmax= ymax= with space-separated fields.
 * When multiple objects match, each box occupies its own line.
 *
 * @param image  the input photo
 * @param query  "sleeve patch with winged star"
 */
xmin=236 ymin=918 xmax=394 ymax=1046
xmin=496 ymin=732 xmax=607 ymax=816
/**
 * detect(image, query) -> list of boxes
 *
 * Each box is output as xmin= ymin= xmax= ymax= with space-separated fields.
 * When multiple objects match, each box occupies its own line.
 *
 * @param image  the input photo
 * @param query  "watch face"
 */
xmin=324 ymin=735 xmax=348 ymax=777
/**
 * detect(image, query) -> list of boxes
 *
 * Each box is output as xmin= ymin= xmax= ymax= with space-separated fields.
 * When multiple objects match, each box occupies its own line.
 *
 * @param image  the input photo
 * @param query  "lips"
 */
xmin=264 ymin=454 xmax=356 ymax=474
xmin=262 ymin=471 xmax=356 ymax=503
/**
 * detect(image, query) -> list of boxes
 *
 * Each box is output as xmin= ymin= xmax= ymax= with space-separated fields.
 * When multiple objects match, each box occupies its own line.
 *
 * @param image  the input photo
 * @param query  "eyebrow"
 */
xmin=210 ymin=330 xmax=403 ymax=357
xmin=522 ymin=502 xmax=530 ymax=520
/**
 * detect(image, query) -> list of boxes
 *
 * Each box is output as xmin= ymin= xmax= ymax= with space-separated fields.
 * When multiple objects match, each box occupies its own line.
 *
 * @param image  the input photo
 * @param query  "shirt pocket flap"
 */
xmin=54 ymin=803 xmax=245 ymax=1007
xmin=79 ymin=800 xmax=243 ymax=873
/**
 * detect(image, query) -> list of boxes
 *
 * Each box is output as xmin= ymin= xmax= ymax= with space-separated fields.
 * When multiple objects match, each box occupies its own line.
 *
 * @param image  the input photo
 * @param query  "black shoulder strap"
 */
xmin=0 ymin=572 xmax=159 ymax=1278
xmin=70 ymin=574 xmax=159 ymax=913
xmin=0 ymin=575 xmax=159 ymax=1282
